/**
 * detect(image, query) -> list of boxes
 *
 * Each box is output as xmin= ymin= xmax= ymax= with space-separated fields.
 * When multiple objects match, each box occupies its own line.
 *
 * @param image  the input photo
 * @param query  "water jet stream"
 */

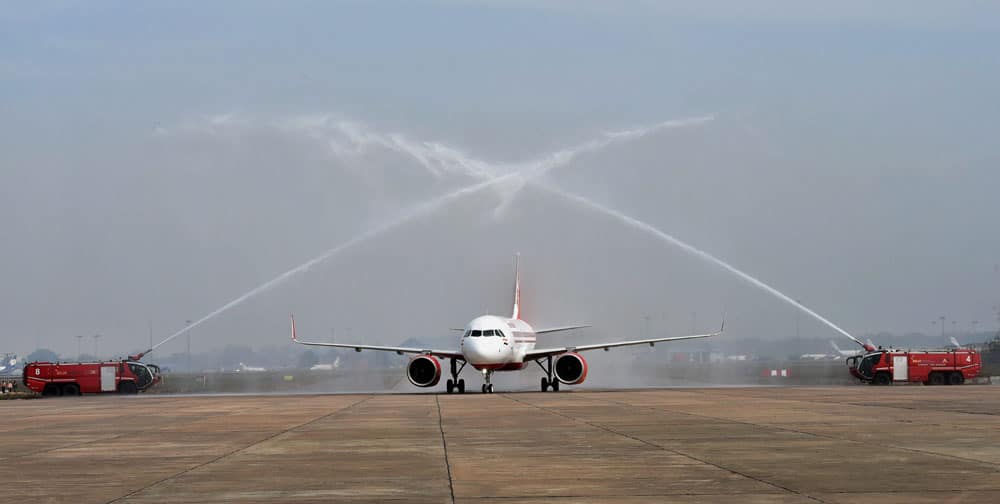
xmin=150 ymin=174 xmax=517 ymax=352
xmin=533 ymin=182 xmax=861 ymax=345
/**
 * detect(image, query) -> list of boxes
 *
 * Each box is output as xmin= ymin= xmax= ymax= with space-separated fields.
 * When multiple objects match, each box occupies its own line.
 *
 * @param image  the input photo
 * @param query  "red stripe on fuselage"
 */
xmin=472 ymin=362 xmax=526 ymax=371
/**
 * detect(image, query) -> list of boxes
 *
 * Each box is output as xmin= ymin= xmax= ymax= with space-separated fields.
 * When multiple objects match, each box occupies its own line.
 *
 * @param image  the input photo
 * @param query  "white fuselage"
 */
xmin=460 ymin=315 xmax=536 ymax=370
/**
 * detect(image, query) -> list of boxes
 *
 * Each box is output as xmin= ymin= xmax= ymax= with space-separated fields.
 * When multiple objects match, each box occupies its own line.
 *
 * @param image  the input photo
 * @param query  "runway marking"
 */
xmin=104 ymin=395 xmax=373 ymax=504
xmin=501 ymin=393 xmax=830 ymax=503
xmin=435 ymin=395 xmax=456 ymax=504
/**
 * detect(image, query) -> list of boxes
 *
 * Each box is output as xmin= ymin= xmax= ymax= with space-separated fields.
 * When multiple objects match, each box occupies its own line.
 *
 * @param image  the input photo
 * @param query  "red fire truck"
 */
xmin=847 ymin=348 xmax=981 ymax=385
xmin=23 ymin=359 xmax=160 ymax=396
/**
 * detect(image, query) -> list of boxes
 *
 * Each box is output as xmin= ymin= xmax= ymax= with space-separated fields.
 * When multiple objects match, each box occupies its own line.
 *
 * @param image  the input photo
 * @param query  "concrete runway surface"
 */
xmin=1 ymin=387 xmax=999 ymax=503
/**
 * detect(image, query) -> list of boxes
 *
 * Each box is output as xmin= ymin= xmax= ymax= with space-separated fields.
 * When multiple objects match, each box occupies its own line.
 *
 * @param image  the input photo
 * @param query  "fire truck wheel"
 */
xmin=42 ymin=384 xmax=62 ymax=397
xmin=61 ymin=383 xmax=80 ymax=396
xmin=118 ymin=381 xmax=138 ymax=395
xmin=929 ymin=372 xmax=945 ymax=386
xmin=948 ymin=372 xmax=965 ymax=386
xmin=873 ymin=372 xmax=891 ymax=386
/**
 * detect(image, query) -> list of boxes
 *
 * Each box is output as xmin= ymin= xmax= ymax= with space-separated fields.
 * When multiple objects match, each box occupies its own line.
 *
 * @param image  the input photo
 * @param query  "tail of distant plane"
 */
xmin=950 ymin=336 xmax=962 ymax=348
xmin=511 ymin=253 xmax=521 ymax=320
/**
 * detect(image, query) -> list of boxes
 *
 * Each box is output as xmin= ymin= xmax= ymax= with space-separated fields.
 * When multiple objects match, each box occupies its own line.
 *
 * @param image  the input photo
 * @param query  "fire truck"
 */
xmin=23 ymin=359 xmax=160 ymax=396
xmin=847 ymin=348 xmax=981 ymax=385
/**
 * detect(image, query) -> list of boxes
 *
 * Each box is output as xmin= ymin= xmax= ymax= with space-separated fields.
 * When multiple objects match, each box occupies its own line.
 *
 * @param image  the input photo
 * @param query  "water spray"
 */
xmin=149 ymin=174 xmax=518 ymax=351
xmin=149 ymin=112 xmax=860 ymax=354
xmin=533 ymin=183 xmax=862 ymax=346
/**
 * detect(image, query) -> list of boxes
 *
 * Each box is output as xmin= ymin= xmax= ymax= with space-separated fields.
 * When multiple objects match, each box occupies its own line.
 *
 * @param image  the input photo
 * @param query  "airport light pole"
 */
xmin=939 ymin=316 xmax=946 ymax=338
xmin=76 ymin=335 xmax=83 ymax=360
xmin=93 ymin=334 xmax=101 ymax=360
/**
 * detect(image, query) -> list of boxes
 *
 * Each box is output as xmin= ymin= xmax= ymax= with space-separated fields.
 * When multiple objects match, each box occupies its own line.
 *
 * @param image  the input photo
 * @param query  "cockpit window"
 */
xmin=483 ymin=329 xmax=494 ymax=336
xmin=464 ymin=330 xmax=471 ymax=338
xmin=471 ymin=330 xmax=482 ymax=337
xmin=495 ymin=329 xmax=504 ymax=337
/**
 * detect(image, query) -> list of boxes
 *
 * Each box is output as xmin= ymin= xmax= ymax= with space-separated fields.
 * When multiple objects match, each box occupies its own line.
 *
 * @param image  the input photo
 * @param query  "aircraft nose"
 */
xmin=464 ymin=338 xmax=502 ymax=362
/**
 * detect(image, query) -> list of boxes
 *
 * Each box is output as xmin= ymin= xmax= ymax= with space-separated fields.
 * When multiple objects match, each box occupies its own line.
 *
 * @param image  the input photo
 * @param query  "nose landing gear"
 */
xmin=481 ymin=369 xmax=495 ymax=393
xmin=446 ymin=358 xmax=466 ymax=394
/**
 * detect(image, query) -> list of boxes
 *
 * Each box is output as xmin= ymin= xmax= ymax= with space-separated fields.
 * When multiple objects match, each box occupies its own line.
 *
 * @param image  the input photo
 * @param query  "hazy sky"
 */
xmin=2 ymin=1 xmax=999 ymax=358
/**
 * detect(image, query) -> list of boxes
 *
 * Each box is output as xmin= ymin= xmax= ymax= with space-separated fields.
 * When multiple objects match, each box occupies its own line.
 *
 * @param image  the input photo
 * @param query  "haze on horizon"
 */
xmin=2 ymin=1 xmax=999 ymax=359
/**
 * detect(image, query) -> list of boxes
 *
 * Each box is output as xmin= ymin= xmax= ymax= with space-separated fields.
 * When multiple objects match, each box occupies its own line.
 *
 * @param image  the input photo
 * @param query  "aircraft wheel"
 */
xmin=488 ymin=384 xmax=494 ymax=394
xmin=481 ymin=384 xmax=487 ymax=394
xmin=446 ymin=379 xmax=454 ymax=394
xmin=540 ymin=377 xmax=549 ymax=392
xmin=458 ymin=379 xmax=465 ymax=393
xmin=551 ymin=379 xmax=560 ymax=392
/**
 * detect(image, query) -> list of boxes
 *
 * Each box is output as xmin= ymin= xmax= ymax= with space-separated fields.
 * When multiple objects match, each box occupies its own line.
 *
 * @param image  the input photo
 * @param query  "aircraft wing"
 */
xmin=524 ymin=324 xmax=723 ymax=360
xmin=534 ymin=324 xmax=591 ymax=335
xmin=289 ymin=315 xmax=464 ymax=360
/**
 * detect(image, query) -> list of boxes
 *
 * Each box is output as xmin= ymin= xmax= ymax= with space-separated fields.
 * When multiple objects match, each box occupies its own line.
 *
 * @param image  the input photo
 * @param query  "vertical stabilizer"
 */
xmin=512 ymin=253 xmax=521 ymax=320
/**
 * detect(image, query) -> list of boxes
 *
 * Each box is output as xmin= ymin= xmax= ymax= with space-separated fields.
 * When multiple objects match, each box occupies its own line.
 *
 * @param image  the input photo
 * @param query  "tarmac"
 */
xmin=2 ymin=386 xmax=999 ymax=503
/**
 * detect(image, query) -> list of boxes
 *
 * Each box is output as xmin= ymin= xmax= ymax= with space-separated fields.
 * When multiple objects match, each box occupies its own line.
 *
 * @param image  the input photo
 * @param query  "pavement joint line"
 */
xmin=602 ymin=394 xmax=1000 ymax=472
xmin=103 ymin=395 xmax=373 ymax=504
xmin=435 ymin=395 xmax=457 ymax=504
xmin=502 ymin=394 xmax=830 ymax=504
xmin=8 ymin=433 xmax=127 ymax=459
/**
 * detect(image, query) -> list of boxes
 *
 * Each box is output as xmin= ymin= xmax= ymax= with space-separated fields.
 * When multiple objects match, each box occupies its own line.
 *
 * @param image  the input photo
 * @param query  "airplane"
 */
xmin=289 ymin=255 xmax=723 ymax=393
xmin=236 ymin=362 xmax=267 ymax=373
xmin=830 ymin=340 xmax=862 ymax=357
xmin=799 ymin=352 xmax=836 ymax=361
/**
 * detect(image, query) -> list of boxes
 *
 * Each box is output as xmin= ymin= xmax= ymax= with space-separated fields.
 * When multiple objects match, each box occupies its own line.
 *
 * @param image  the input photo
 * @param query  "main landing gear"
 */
xmin=446 ymin=358 xmax=466 ymax=394
xmin=481 ymin=369 xmax=495 ymax=394
xmin=535 ymin=356 xmax=560 ymax=392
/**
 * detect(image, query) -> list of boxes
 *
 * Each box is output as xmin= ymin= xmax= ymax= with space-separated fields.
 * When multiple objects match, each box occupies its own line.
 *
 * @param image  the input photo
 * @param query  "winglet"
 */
xmin=290 ymin=314 xmax=298 ymax=342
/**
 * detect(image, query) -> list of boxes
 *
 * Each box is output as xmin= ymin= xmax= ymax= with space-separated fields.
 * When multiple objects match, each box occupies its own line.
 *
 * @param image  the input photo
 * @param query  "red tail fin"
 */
xmin=511 ymin=254 xmax=521 ymax=320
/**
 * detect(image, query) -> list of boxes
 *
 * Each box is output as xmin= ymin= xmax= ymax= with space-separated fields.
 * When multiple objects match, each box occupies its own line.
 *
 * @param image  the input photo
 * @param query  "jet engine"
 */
xmin=554 ymin=352 xmax=588 ymax=385
xmin=406 ymin=355 xmax=442 ymax=387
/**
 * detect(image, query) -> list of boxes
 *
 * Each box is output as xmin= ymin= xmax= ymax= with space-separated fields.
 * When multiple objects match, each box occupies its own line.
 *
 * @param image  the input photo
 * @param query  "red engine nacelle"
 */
xmin=554 ymin=352 xmax=588 ymax=385
xmin=406 ymin=355 xmax=442 ymax=387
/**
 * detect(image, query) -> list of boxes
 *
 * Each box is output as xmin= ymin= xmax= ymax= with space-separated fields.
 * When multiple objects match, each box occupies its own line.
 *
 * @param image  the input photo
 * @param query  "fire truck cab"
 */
xmin=847 ymin=348 xmax=980 ymax=386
